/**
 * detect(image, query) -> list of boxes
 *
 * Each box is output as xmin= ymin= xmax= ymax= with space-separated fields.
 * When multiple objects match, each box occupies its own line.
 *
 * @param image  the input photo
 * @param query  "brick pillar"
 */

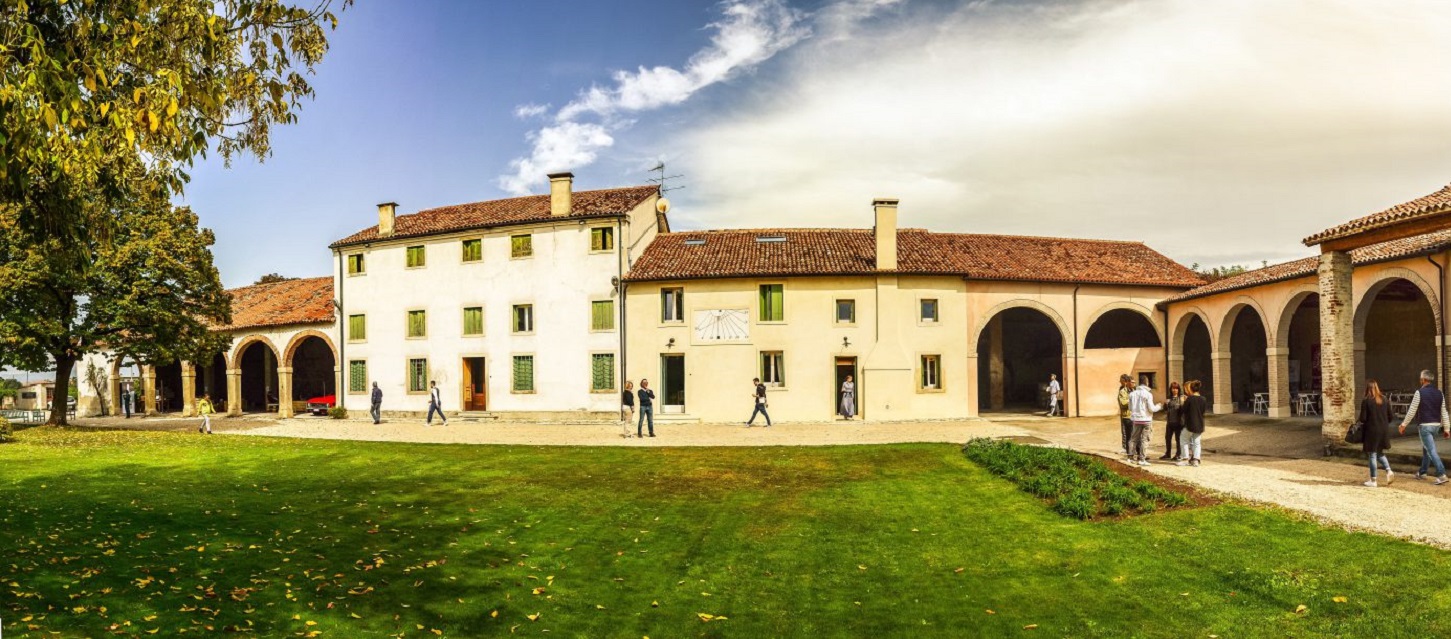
xmin=1211 ymin=352 xmax=1233 ymax=414
xmin=1267 ymin=347 xmax=1292 ymax=417
xmin=277 ymin=367 xmax=294 ymax=418
xmin=988 ymin=316 xmax=1005 ymax=410
xmin=180 ymin=361 xmax=197 ymax=417
xmin=142 ymin=365 xmax=158 ymax=415
xmin=108 ymin=370 xmax=121 ymax=417
xmin=1440 ymin=335 xmax=1450 ymax=391
xmin=1167 ymin=354 xmax=1185 ymax=389
xmin=1319 ymin=251 xmax=1355 ymax=443
xmin=227 ymin=368 xmax=242 ymax=416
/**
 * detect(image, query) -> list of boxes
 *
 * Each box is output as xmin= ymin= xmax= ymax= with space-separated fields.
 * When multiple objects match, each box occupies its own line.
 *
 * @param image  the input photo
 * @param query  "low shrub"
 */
xmin=0 ymin=416 xmax=11 ymax=443
xmin=962 ymin=438 xmax=1194 ymax=520
xmin=328 ymin=407 xmax=348 ymax=420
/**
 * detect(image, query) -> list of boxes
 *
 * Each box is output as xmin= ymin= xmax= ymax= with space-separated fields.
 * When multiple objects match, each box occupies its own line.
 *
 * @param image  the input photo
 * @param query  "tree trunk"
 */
xmin=47 ymin=350 xmax=76 ymax=426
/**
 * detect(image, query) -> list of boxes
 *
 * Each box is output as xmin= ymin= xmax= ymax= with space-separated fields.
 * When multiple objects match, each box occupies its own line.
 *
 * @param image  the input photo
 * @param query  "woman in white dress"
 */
xmin=840 ymin=376 xmax=856 ymax=420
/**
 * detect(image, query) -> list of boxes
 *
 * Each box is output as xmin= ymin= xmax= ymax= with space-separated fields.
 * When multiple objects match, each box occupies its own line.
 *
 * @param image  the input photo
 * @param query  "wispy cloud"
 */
xmin=512 ymin=103 xmax=550 ymax=120
xmin=499 ymin=0 xmax=848 ymax=195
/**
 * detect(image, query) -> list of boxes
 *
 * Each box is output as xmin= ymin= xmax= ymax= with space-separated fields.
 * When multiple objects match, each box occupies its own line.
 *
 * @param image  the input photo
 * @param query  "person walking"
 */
xmin=1046 ymin=374 xmax=1062 ymax=417
xmin=1117 ymin=374 xmax=1134 ymax=455
xmin=426 ymin=380 xmax=448 ymax=426
xmin=197 ymin=394 xmax=214 ymax=434
xmin=1359 ymin=379 xmax=1394 ymax=487
xmin=840 ymin=375 xmax=856 ymax=420
xmin=122 ymin=381 xmax=133 ymax=419
xmin=1160 ymin=382 xmax=1184 ymax=460
xmin=637 ymin=379 xmax=656 ymax=437
xmin=1177 ymin=380 xmax=1208 ymax=467
xmin=1127 ymin=379 xmax=1161 ymax=465
xmin=621 ymin=380 xmax=636 ymax=438
xmin=746 ymin=378 xmax=771 ymax=427
xmin=370 ymin=382 xmax=383 ymax=425
xmin=1398 ymin=369 xmax=1450 ymax=484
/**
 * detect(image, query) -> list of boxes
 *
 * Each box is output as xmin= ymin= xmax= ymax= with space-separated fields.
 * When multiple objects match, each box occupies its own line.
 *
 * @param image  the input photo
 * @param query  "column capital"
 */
xmin=277 ymin=367 xmax=294 ymax=374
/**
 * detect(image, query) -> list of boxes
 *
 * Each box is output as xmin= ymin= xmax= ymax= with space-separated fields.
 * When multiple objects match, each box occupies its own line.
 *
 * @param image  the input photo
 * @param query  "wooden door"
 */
xmin=462 ymin=358 xmax=487 ymax=411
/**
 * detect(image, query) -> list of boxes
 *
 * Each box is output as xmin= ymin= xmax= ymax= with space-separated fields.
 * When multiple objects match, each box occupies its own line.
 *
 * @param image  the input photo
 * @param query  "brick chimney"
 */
xmin=377 ymin=202 xmax=397 ymax=237
xmin=548 ymin=172 xmax=574 ymax=217
xmin=873 ymin=198 xmax=898 ymax=270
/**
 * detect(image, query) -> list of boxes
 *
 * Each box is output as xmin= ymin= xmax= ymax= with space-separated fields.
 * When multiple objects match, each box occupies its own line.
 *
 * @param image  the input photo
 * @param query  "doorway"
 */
xmin=461 ymin=357 xmax=487 ymax=411
xmin=661 ymin=354 xmax=685 ymax=414
xmin=835 ymin=357 xmax=858 ymax=418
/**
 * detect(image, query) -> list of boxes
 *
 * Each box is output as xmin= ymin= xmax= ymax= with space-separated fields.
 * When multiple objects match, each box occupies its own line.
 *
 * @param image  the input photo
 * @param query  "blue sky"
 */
xmin=185 ymin=0 xmax=1451 ymax=288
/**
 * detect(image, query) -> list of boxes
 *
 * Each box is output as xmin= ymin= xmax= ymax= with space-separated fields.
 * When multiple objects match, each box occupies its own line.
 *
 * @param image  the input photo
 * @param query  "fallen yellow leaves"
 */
xmin=1333 ymin=596 xmax=1348 ymax=603
xmin=697 ymin=612 xmax=728 ymax=622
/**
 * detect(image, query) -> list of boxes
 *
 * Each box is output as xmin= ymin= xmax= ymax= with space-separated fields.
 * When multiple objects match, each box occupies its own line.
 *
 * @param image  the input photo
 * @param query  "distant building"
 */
xmin=14 ymin=380 xmax=56 ymax=411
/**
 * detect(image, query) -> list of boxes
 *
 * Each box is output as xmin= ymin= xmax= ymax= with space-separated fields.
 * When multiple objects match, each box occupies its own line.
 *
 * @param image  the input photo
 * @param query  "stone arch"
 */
xmin=1170 ymin=306 xmax=1215 ymax=354
xmin=1215 ymin=296 xmax=1271 ymax=350
xmin=971 ymin=299 xmax=1075 ymax=357
xmin=1082 ymin=301 xmax=1164 ymax=349
xmin=283 ymin=329 xmax=338 ymax=366
xmin=230 ymin=334 xmax=280 ymax=369
xmin=1352 ymin=267 xmax=1442 ymax=343
xmin=1272 ymin=284 xmax=1321 ymax=349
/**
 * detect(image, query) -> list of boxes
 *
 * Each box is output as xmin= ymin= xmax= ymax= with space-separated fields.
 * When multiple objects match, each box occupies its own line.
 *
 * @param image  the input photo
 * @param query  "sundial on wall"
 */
xmin=694 ymin=309 xmax=750 ymax=342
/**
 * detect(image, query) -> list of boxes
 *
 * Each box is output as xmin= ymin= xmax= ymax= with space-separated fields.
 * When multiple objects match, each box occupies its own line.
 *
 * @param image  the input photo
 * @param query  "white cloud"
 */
xmin=497 ymin=122 xmax=614 ymax=196
xmin=513 ymin=103 xmax=550 ymax=119
xmin=675 ymin=0 xmax=1451 ymax=269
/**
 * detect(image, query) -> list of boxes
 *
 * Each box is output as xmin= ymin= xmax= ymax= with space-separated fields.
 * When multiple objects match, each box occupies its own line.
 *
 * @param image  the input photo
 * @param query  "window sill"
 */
xmin=835 ymin=321 xmax=857 ymax=327
xmin=462 ymin=333 xmax=485 ymax=338
xmin=917 ymin=387 xmax=946 ymax=394
xmin=591 ymin=388 xmax=617 ymax=394
xmin=512 ymin=331 xmax=536 ymax=337
xmin=346 ymin=272 xmax=366 ymax=277
xmin=511 ymin=390 xmax=537 ymax=394
xmin=589 ymin=328 xmax=617 ymax=334
xmin=348 ymin=339 xmax=367 ymax=344
xmin=406 ymin=336 xmax=428 ymax=340
xmin=510 ymin=255 xmax=534 ymax=260
xmin=405 ymin=265 xmax=427 ymax=270
xmin=757 ymin=321 xmax=788 ymax=326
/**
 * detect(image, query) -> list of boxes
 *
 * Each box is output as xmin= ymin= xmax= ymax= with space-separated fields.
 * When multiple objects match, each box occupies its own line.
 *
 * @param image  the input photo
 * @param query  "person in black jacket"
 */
xmin=637 ymin=379 xmax=656 ymax=438
xmin=1160 ymin=382 xmax=1185 ymax=460
xmin=620 ymin=380 xmax=636 ymax=439
xmin=1360 ymin=379 xmax=1394 ymax=487
xmin=1176 ymin=379 xmax=1208 ymax=467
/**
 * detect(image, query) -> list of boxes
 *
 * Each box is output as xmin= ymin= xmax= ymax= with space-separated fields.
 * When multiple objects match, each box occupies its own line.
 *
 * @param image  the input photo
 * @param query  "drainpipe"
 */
xmin=1162 ymin=305 xmax=1171 ymax=386
xmin=336 ymin=249 xmax=345 ymax=413
xmin=617 ymin=217 xmax=627 ymax=414
xmin=1072 ymin=285 xmax=1081 ymax=417
xmin=1430 ymin=254 xmax=1447 ymax=385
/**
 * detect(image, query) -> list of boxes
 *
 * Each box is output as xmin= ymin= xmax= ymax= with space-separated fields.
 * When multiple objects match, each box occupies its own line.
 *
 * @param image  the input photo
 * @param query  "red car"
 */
xmin=306 ymin=394 xmax=336 ymax=416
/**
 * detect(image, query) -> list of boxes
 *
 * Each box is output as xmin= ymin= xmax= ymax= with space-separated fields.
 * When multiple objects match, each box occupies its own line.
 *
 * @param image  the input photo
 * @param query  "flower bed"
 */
xmin=962 ymin=438 xmax=1192 ymax=520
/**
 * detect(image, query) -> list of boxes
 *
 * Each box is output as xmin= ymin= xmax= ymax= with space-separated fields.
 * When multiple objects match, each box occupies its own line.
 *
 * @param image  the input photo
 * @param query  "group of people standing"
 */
xmin=1116 ymin=374 xmax=1208 ymax=467
xmin=1357 ymin=369 xmax=1450 ymax=487
xmin=619 ymin=379 xmax=658 ymax=438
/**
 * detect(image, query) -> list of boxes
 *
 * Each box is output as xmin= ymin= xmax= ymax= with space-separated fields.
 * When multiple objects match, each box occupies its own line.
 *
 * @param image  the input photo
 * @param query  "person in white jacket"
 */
xmin=1127 ymin=382 xmax=1162 ymax=466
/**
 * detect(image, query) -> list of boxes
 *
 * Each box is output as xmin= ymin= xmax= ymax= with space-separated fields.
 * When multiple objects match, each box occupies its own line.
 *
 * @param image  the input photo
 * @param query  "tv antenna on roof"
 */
xmin=647 ymin=161 xmax=685 ymax=197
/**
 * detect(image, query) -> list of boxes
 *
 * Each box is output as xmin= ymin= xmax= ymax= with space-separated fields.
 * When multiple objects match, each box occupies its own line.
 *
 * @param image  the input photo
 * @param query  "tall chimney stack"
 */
xmin=873 ymin=198 xmax=898 ymax=270
xmin=377 ymin=202 xmax=397 ymax=237
xmin=548 ymin=172 xmax=574 ymax=217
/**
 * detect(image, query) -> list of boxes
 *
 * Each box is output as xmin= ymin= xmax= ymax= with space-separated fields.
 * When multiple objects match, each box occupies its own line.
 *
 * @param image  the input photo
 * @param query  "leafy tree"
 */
xmin=254 ymin=272 xmax=297 ymax=285
xmin=0 ymin=168 xmax=232 ymax=425
xmin=0 ymin=377 xmax=19 ymax=401
xmin=1191 ymin=263 xmax=1250 ymax=283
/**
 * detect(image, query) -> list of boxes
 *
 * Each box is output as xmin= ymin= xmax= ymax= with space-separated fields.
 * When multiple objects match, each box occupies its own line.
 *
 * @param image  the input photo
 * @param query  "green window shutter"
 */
xmin=591 ymin=354 xmax=615 ymax=391
xmin=349 ymin=315 xmax=366 ymax=341
xmin=590 ymin=229 xmax=602 ymax=251
xmin=513 ymin=356 xmax=534 ymax=392
xmin=462 ymin=239 xmax=481 ymax=262
xmin=463 ymin=307 xmax=483 ymax=335
xmin=512 ymin=235 xmax=532 ymax=257
xmin=761 ymin=285 xmax=783 ymax=321
xmin=759 ymin=286 xmax=769 ymax=321
xmin=349 ymin=361 xmax=366 ymax=392
xmin=591 ymin=300 xmax=614 ymax=331
xmin=408 ymin=310 xmax=426 ymax=337
xmin=406 ymin=246 xmax=425 ymax=268
xmin=408 ymin=359 xmax=427 ymax=392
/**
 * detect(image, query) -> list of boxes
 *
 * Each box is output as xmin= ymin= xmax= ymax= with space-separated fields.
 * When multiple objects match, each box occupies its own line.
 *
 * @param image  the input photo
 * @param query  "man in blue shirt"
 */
xmin=370 ymin=382 xmax=383 ymax=424
xmin=637 ymin=379 xmax=656 ymax=438
xmin=1398 ymin=369 xmax=1450 ymax=484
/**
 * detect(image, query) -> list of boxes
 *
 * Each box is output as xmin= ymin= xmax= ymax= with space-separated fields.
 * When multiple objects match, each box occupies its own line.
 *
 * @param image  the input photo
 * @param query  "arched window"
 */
xmin=1084 ymin=309 xmax=1161 ymax=349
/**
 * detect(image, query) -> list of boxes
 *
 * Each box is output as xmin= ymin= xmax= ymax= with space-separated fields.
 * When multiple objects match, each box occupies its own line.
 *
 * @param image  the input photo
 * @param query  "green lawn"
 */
xmin=1 ymin=428 xmax=1448 ymax=638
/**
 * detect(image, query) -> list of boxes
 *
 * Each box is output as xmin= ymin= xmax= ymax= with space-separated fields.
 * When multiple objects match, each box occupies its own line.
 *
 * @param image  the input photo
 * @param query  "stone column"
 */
xmin=988 ymin=316 xmax=1005 ymax=410
xmin=1167 ymin=354 xmax=1185 ymax=390
xmin=141 ymin=365 xmax=158 ymax=415
xmin=1211 ymin=352 xmax=1234 ymax=414
xmin=1319 ymin=251 xmax=1355 ymax=443
xmin=965 ymin=354 xmax=980 ymax=418
xmin=180 ymin=361 xmax=197 ymax=417
xmin=1267 ymin=347 xmax=1292 ymax=418
xmin=108 ymin=371 xmax=122 ymax=417
xmin=227 ymin=368 xmax=242 ymax=416
xmin=277 ymin=367 xmax=294 ymax=418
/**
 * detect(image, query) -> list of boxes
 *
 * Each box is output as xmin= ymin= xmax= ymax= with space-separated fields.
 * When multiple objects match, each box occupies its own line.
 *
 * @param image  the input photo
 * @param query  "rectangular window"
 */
xmin=408 ymin=358 xmax=428 ymax=393
xmin=461 ymin=238 xmax=482 ymax=262
xmin=759 ymin=284 xmax=784 ymax=322
xmin=348 ymin=314 xmax=366 ymax=341
xmin=512 ymin=304 xmax=534 ymax=333
xmin=920 ymin=299 xmax=939 ymax=323
xmin=661 ymin=287 xmax=685 ymax=323
xmin=591 ymin=353 xmax=615 ymax=392
xmin=407 ymin=310 xmax=427 ymax=338
xmin=760 ymin=351 xmax=785 ymax=386
xmin=591 ymin=300 xmax=615 ymax=331
xmin=921 ymin=354 xmax=942 ymax=390
xmin=836 ymin=299 xmax=856 ymax=324
xmin=349 ymin=360 xmax=367 ymax=393
xmin=463 ymin=306 xmax=484 ymax=336
xmin=347 ymin=253 xmax=365 ymax=275
xmin=511 ymin=234 xmax=533 ymax=258
xmin=512 ymin=355 xmax=535 ymax=392
xmin=590 ymin=227 xmax=615 ymax=251
xmin=406 ymin=245 xmax=426 ymax=268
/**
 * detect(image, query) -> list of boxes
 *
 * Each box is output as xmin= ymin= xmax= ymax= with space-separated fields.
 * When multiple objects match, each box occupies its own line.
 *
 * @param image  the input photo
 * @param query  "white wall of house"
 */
xmin=332 ymin=197 xmax=661 ymax=416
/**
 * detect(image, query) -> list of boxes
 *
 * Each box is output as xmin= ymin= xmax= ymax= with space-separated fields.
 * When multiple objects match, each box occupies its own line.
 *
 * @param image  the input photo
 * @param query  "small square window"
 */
xmin=513 ymin=304 xmax=534 ymax=333
xmin=406 ymin=245 xmax=426 ymax=268
xmin=407 ymin=359 xmax=428 ymax=393
xmin=511 ymin=234 xmax=533 ymax=258
xmin=836 ymin=299 xmax=856 ymax=324
xmin=348 ymin=314 xmax=366 ymax=342
xmin=920 ymin=354 xmax=942 ymax=390
xmin=591 ymin=300 xmax=615 ymax=331
xmin=661 ymin=288 xmax=685 ymax=323
xmin=513 ymin=355 xmax=535 ymax=392
xmin=590 ymin=227 xmax=615 ymax=252
xmin=463 ymin=307 xmax=484 ymax=336
xmin=347 ymin=253 xmax=365 ymax=275
xmin=407 ymin=310 xmax=427 ymax=338
xmin=760 ymin=351 xmax=785 ymax=386
xmin=461 ymin=239 xmax=482 ymax=262
xmin=920 ymin=299 xmax=939 ymax=323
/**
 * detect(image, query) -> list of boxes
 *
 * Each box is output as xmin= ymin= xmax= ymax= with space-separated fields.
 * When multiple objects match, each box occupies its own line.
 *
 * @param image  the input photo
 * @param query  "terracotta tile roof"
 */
xmin=1166 ymin=228 xmax=1451 ymax=304
xmin=329 ymin=185 xmax=659 ymax=249
xmin=1304 ymin=183 xmax=1451 ymax=246
xmin=216 ymin=276 xmax=335 ymax=331
xmin=624 ymin=229 xmax=1204 ymax=287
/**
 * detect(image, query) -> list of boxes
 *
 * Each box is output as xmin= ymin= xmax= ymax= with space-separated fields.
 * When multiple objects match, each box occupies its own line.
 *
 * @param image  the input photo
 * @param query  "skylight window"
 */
xmin=684 ymin=239 xmax=706 ymax=246
xmin=756 ymin=236 xmax=787 ymax=243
